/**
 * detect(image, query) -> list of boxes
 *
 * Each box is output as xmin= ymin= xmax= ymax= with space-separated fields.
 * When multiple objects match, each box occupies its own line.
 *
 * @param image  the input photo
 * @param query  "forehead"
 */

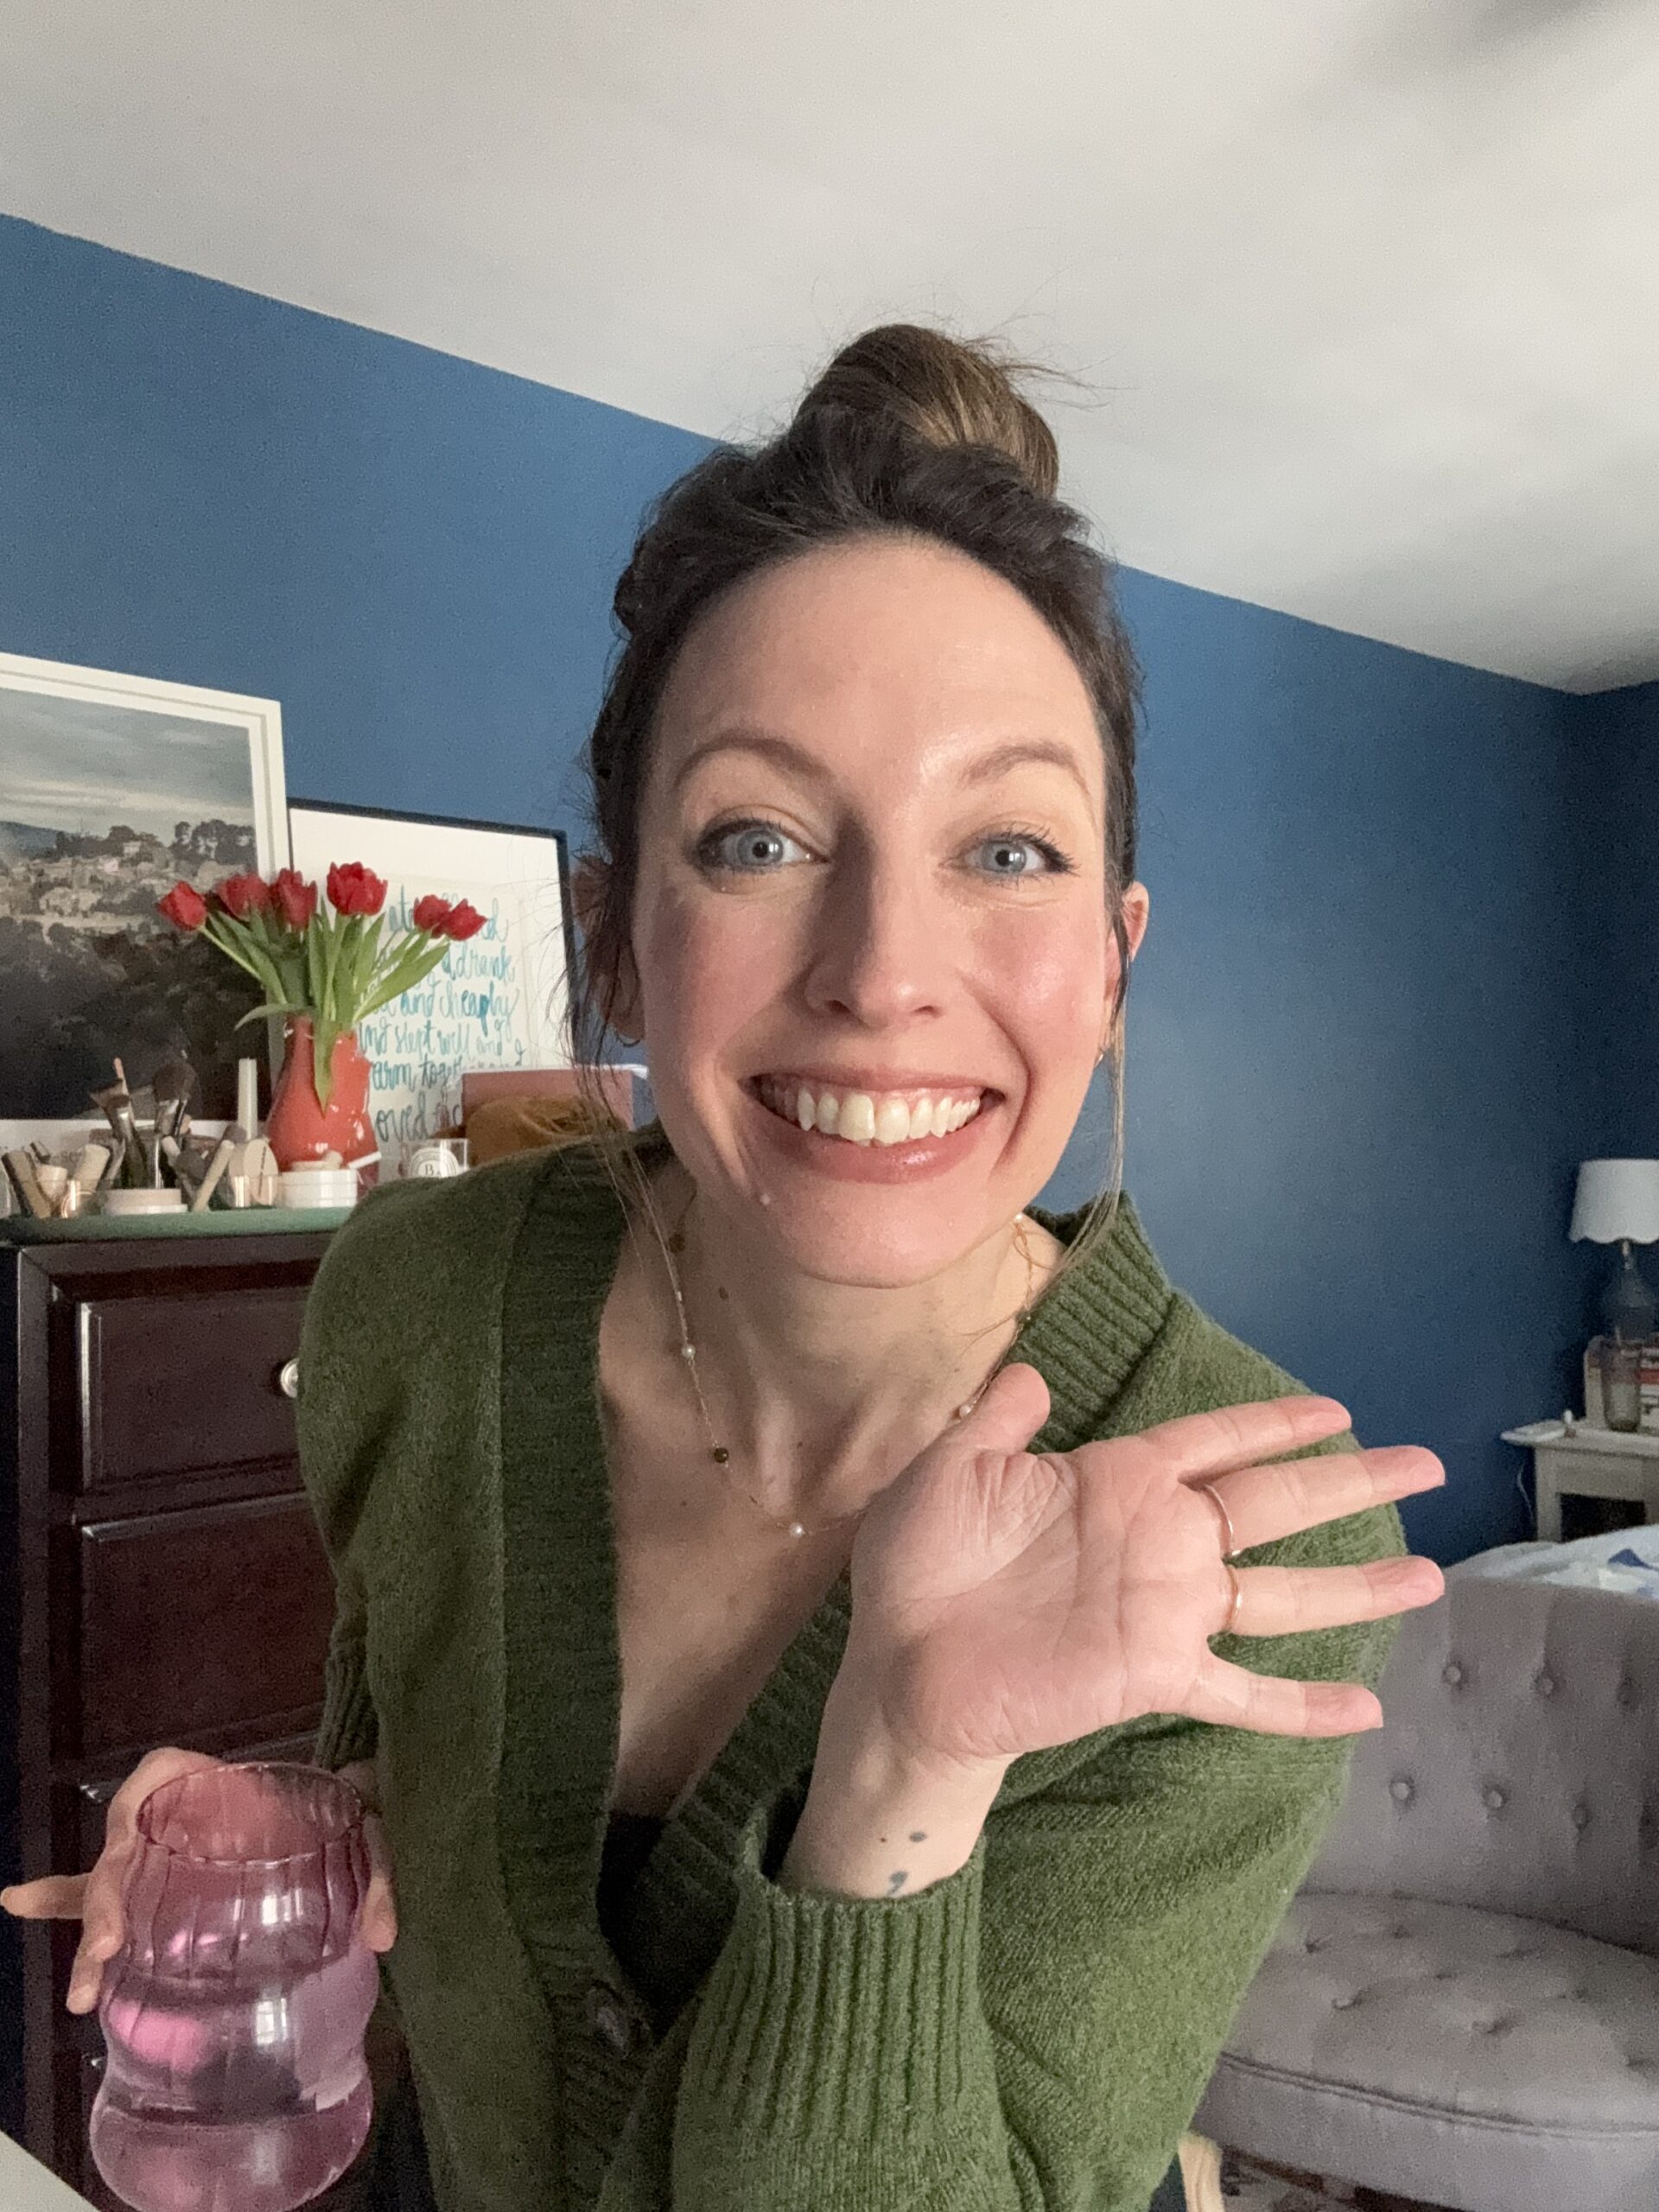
xmin=651 ymin=535 xmax=1103 ymax=802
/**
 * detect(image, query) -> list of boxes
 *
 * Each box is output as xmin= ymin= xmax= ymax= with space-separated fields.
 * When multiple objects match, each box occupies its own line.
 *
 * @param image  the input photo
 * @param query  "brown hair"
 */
xmin=570 ymin=323 xmax=1141 ymax=1325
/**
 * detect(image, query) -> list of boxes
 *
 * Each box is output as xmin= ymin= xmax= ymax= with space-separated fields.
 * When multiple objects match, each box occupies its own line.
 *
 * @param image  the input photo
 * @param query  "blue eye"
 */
xmin=697 ymin=820 xmax=807 ymax=873
xmin=695 ymin=819 xmax=1077 ymax=879
xmin=976 ymin=830 xmax=1074 ymax=879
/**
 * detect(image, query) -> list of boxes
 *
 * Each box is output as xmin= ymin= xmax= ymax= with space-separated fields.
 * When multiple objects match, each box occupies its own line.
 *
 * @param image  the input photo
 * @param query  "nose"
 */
xmin=801 ymin=841 xmax=950 ymax=1030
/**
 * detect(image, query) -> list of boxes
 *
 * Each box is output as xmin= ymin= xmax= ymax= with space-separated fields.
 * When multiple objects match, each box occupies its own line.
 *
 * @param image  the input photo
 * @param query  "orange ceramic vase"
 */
xmin=264 ymin=1017 xmax=377 ymax=1171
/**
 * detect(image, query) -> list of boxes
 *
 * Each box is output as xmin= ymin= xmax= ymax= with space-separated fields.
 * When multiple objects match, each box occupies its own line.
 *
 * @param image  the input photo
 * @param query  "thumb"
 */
xmin=948 ymin=1360 xmax=1051 ymax=1459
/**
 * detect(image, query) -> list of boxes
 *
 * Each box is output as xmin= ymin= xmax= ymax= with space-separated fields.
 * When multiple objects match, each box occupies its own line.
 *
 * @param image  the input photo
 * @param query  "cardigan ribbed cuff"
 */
xmin=313 ymin=1643 xmax=378 ymax=1770
xmin=683 ymin=1792 xmax=989 ymax=2145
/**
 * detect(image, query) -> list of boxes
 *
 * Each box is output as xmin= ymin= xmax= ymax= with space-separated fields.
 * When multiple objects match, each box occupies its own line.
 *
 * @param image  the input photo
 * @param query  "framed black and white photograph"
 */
xmin=0 ymin=651 xmax=287 ymax=1127
xmin=285 ymin=800 xmax=575 ymax=1150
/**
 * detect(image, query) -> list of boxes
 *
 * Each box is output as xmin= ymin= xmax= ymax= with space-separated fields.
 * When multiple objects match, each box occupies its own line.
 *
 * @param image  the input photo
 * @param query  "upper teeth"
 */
xmin=755 ymin=1078 xmax=985 ymax=1146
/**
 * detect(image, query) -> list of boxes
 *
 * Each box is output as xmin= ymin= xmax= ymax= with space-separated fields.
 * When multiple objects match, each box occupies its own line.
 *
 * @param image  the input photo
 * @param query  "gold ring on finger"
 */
xmin=1198 ymin=1478 xmax=1239 ymax=1560
xmin=1221 ymin=1560 xmax=1244 ymax=1635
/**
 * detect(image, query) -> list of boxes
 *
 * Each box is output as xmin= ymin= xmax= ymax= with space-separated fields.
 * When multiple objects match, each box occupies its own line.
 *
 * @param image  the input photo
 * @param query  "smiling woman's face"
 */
xmin=620 ymin=533 xmax=1148 ymax=1285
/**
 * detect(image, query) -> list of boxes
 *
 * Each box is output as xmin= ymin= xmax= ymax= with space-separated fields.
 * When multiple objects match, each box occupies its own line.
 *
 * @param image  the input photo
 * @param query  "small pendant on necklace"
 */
xmin=788 ymin=1521 xmax=806 ymax=1539
xmin=710 ymin=1446 xmax=729 ymax=1464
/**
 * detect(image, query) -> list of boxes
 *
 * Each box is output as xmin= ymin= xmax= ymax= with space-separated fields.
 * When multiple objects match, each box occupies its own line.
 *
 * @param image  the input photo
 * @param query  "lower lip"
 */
xmin=742 ymin=1084 xmax=999 ymax=1183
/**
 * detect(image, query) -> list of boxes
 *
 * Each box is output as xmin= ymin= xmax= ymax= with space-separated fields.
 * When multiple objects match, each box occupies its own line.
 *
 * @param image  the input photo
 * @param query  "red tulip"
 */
xmin=411 ymin=893 xmax=454 ymax=932
xmin=215 ymin=870 xmax=274 ymax=920
xmin=271 ymin=868 xmax=319 ymax=931
xmin=156 ymin=881 xmax=209 ymax=931
xmin=437 ymin=899 xmax=486 ymax=942
xmin=327 ymin=861 xmax=388 ymax=918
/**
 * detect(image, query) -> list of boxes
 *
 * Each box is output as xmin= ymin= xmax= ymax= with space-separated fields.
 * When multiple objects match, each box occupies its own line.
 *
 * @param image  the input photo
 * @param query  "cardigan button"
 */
xmin=585 ymin=1982 xmax=639 ymax=2056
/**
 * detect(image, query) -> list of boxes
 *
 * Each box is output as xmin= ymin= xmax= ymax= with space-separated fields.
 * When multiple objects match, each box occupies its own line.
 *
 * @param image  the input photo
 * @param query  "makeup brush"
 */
xmin=3 ymin=1151 xmax=53 ymax=1220
xmin=91 ymin=1064 xmax=143 ymax=1189
xmin=151 ymin=1055 xmax=197 ymax=1143
xmin=190 ymin=1124 xmax=246 ymax=1212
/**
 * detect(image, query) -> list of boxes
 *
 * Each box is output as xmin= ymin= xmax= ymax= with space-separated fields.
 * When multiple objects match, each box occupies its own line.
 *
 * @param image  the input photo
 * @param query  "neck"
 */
xmin=641 ymin=1154 xmax=1053 ymax=1519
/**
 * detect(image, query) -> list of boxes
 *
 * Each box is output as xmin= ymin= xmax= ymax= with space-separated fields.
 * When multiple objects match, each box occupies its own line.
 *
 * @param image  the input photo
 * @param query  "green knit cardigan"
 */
xmin=296 ymin=1124 xmax=1404 ymax=2212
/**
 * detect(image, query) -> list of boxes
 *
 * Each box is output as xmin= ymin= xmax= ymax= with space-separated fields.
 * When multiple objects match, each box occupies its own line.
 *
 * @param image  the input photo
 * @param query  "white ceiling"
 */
xmin=3 ymin=0 xmax=1656 ymax=691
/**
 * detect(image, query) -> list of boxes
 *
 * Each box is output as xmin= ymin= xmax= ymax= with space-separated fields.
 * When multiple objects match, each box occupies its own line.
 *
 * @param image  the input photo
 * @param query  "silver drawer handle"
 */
xmin=277 ymin=1357 xmax=301 ymax=1401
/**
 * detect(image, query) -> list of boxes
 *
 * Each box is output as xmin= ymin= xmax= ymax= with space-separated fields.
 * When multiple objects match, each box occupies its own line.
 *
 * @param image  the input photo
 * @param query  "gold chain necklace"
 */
xmin=656 ymin=1182 xmax=1040 ymax=1539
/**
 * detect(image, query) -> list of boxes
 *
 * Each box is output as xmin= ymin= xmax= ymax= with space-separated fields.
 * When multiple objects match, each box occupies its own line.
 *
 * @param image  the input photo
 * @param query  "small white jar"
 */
xmin=101 ymin=1188 xmax=187 ymax=1217
xmin=276 ymin=1168 xmax=359 ymax=1210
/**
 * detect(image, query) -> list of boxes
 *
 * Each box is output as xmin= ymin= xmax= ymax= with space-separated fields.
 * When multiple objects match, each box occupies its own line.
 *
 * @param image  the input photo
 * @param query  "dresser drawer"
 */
xmin=75 ymin=1286 xmax=308 ymax=1491
xmin=73 ymin=1493 xmax=335 ymax=1758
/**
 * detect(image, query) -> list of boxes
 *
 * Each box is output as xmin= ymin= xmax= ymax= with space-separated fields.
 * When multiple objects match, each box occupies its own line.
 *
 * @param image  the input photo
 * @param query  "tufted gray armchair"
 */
xmin=1196 ymin=1567 xmax=1659 ymax=2211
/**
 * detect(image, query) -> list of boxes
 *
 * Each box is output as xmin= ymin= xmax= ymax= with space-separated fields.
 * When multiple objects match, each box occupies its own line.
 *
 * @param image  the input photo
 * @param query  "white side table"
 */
xmin=1502 ymin=1421 xmax=1659 ymax=1541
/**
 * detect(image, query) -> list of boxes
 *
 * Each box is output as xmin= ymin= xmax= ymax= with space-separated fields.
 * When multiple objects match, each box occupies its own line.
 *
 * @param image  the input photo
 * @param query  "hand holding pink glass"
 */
xmin=3 ymin=1750 xmax=397 ymax=2212
xmin=92 ymin=1762 xmax=384 ymax=2212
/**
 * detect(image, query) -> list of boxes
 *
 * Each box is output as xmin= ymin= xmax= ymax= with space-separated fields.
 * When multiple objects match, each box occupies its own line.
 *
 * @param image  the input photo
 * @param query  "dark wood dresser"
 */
xmin=0 ymin=1223 xmax=378 ymax=2204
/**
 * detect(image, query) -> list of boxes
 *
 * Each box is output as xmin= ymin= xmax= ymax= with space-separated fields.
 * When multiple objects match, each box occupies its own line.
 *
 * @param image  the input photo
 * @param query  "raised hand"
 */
xmin=840 ymin=1363 xmax=1445 ymax=1772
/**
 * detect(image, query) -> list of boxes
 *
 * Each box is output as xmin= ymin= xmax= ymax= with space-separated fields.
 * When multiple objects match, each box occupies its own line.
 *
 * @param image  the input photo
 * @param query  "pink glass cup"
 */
xmin=89 ymin=1762 xmax=381 ymax=2212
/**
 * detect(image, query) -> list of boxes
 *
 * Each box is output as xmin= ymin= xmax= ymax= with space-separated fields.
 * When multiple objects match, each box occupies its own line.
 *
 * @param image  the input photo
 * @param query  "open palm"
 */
xmin=847 ymin=1363 xmax=1445 ymax=1767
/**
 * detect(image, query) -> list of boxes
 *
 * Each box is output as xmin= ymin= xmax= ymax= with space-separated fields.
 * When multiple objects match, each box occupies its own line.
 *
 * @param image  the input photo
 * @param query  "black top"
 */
xmin=596 ymin=1811 xmax=664 ymax=1954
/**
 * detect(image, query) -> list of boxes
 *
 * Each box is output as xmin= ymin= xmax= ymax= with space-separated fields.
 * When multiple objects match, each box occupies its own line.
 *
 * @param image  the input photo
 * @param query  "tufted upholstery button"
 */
xmin=584 ymin=1982 xmax=642 ymax=2056
xmin=1482 ymin=2018 xmax=1510 ymax=2036
xmin=1572 ymin=1803 xmax=1592 ymax=1830
xmin=1535 ymin=1672 xmax=1555 ymax=1697
xmin=1483 ymin=1785 xmax=1507 ymax=1811
xmin=1442 ymin=1662 xmax=1464 ymax=1687
xmin=1618 ymin=1678 xmax=1639 ymax=1709
xmin=1332 ymin=1993 xmax=1363 ymax=2010
xmin=1390 ymin=1777 xmax=1414 ymax=1802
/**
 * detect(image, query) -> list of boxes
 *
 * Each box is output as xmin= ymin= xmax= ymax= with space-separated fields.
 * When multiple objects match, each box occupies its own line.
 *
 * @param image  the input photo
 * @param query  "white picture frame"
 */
xmin=0 ymin=651 xmax=288 ymax=1151
xmin=284 ymin=800 xmax=575 ymax=1152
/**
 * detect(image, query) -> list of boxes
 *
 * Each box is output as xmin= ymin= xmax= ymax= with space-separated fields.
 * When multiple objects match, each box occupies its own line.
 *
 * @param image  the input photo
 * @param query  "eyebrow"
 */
xmin=671 ymin=730 xmax=1094 ymax=801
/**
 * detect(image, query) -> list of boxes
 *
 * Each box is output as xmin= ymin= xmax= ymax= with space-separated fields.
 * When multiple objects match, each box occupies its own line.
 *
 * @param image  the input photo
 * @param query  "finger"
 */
xmin=360 ymin=1811 xmax=397 ymax=1952
xmin=1186 ymin=1656 xmax=1387 ymax=1738
xmin=1128 ymin=1395 xmax=1355 ymax=1485
xmin=1225 ymin=1554 xmax=1444 ymax=1639
xmin=69 ymin=1749 xmax=222 ymax=2012
xmin=940 ymin=1360 xmax=1051 ymax=1459
xmin=1198 ymin=1444 xmax=1446 ymax=1554
xmin=66 ymin=1866 xmax=138 ymax=2014
xmin=1 ymin=1874 xmax=90 ymax=1921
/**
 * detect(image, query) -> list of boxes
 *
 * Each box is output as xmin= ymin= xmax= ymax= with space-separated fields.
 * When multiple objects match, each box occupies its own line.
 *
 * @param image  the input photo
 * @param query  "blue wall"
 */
xmin=0 ymin=213 xmax=1607 ymax=1562
xmin=1109 ymin=577 xmax=1593 ymax=1561
xmin=0 ymin=214 xmax=708 ymax=827
xmin=1569 ymin=681 xmax=1659 ymax=1158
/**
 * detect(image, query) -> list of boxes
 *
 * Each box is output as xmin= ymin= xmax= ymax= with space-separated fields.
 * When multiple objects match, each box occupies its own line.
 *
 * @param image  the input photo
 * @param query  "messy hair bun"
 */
xmin=576 ymin=322 xmax=1141 ymax=1283
xmin=793 ymin=323 xmax=1060 ymax=499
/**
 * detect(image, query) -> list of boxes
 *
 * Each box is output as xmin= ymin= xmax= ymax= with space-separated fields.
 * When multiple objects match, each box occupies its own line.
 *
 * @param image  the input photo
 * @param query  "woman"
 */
xmin=4 ymin=325 xmax=1445 ymax=2212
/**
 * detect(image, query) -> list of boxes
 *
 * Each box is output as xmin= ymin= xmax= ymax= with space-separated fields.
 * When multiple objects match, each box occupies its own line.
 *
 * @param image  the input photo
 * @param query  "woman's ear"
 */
xmin=572 ymin=854 xmax=644 ymax=1045
xmin=1099 ymin=882 xmax=1151 ymax=1058
xmin=1121 ymin=880 xmax=1151 ymax=963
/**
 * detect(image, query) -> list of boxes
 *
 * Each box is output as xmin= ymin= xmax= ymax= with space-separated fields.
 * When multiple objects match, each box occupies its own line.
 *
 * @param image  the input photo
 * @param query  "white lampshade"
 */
xmin=1570 ymin=1160 xmax=1659 ymax=1244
